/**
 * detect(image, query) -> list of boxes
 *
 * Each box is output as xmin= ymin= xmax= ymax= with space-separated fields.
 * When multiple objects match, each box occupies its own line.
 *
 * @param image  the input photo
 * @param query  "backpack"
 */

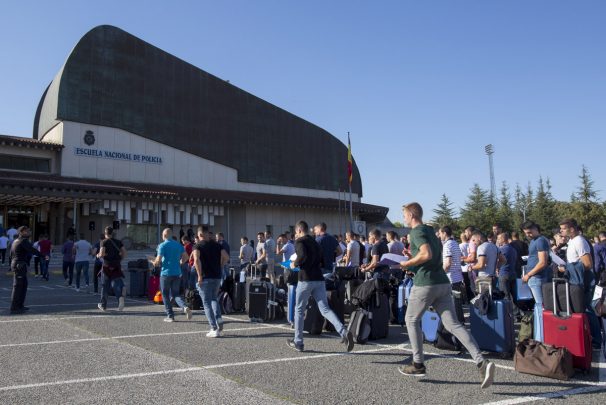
xmin=519 ymin=312 xmax=534 ymax=342
xmin=351 ymin=278 xmax=388 ymax=307
xmin=185 ymin=288 xmax=202 ymax=310
xmin=434 ymin=321 xmax=462 ymax=352
xmin=219 ymin=291 xmax=233 ymax=314
xmin=348 ymin=308 xmax=371 ymax=344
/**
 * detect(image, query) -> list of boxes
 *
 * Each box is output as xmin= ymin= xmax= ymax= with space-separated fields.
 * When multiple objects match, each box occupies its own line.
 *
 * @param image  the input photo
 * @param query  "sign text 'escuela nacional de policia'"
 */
xmin=74 ymin=147 xmax=163 ymax=164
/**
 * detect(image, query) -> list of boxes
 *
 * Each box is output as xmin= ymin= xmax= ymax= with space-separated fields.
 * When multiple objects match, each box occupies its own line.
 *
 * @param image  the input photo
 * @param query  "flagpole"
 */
xmin=338 ymin=188 xmax=342 ymax=236
xmin=348 ymin=132 xmax=354 ymax=232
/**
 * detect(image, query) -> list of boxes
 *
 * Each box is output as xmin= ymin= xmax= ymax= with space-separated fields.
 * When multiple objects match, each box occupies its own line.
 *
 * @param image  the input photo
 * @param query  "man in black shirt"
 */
xmin=10 ymin=226 xmax=46 ymax=314
xmin=509 ymin=231 xmax=529 ymax=278
xmin=360 ymin=228 xmax=389 ymax=279
xmin=193 ymin=225 xmax=229 ymax=337
xmin=97 ymin=226 xmax=127 ymax=311
xmin=287 ymin=220 xmax=354 ymax=352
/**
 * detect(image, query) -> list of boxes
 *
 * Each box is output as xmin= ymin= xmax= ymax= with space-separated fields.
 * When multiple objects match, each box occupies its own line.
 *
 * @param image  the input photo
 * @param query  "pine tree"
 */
xmin=459 ymin=184 xmax=491 ymax=232
xmin=529 ymin=177 xmax=557 ymax=234
xmin=432 ymin=194 xmax=458 ymax=229
xmin=497 ymin=181 xmax=514 ymax=232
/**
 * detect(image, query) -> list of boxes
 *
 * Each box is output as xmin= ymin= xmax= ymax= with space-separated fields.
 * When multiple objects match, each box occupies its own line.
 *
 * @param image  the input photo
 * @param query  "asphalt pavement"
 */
xmin=0 ymin=266 xmax=604 ymax=404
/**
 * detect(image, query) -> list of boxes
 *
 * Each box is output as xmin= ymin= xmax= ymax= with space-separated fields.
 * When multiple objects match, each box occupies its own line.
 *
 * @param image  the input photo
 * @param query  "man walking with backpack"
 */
xmin=398 ymin=203 xmax=495 ymax=389
xmin=287 ymin=220 xmax=354 ymax=352
xmin=96 ymin=227 xmax=127 ymax=311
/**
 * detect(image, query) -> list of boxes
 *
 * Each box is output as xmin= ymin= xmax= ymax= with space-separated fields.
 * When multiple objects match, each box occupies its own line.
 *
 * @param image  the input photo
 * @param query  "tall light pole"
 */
xmin=485 ymin=144 xmax=496 ymax=197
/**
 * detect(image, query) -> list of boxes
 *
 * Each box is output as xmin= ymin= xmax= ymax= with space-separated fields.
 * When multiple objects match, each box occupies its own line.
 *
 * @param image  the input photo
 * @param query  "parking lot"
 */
xmin=0 ymin=269 xmax=605 ymax=405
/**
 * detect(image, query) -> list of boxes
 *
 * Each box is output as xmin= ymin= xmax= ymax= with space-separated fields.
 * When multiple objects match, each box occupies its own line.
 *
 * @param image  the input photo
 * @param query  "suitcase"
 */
xmin=543 ymin=278 xmax=592 ymax=372
xmin=287 ymin=284 xmax=297 ymax=326
xmin=348 ymin=307 xmax=371 ymax=344
xmin=470 ymin=283 xmax=515 ymax=357
xmin=344 ymin=279 xmax=362 ymax=315
xmin=304 ymin=297 xmax=324 ymax=335
xmin=148 ymin=275 xmax=160 ymax=301
xmin=369 ymin=293 xmax=390 ymax=340
xmin=422 ymin=308 xmax=440 ymax=343
xmin=324 ymin=285 xmax=345 ymax=332
xmin=219 ymin=291 xmax=234 ymax=314
xmin=229 ymin=266 xmax=246 ymax=312
xmin=248 ymin=280 xmax=277 ymax=322
xmin=542 ymin=282 xmax=585 ymax=314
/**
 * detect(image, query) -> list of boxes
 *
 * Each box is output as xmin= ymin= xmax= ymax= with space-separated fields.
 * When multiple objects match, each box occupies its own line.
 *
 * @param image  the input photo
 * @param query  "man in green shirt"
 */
xmin=398 ymin=202 xmax=495 ymax=389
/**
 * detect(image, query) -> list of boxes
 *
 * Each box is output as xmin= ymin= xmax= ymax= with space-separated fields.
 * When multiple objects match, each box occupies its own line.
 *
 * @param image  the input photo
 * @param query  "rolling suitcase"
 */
xmin=287 ymin=284 xmax=297 ymax=326
xmin=148 ymin=275 xmax=160 ymax=301
xmin=395 ymin=281 xmax=406 ymax=325
xmin=324 ymin=284 xmax=345 ymax=332
xmin=470 ymin=282 xmax=515 ymax=357
xmin=369 ymin=292 xmax=390 ymax=340
xmin=304 ymin=297 xmax=324 ymax=335
xmin=422 ymin=308 xmax=440 ymax=343
xmin=248 ymin=279 xmax=277 ymax=322
xmin=543 ymin=278 xmax=592 ymax=372
xmin=230 ymin=266 xmax=246 ymax=312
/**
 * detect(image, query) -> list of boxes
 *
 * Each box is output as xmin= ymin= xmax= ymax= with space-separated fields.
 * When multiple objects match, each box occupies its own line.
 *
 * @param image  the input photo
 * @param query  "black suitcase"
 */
xmin=368 ymin=293 xmax=390 ymax=340
xmin=323 ymin=286 xmax=345 ymax=332
xmin=452 ymin=290 xmax=465 ymax=324
xmin=304 ymin=297 xmax=324 ymax=335
xmin=248 ymin=280 xmax=276 ymax=322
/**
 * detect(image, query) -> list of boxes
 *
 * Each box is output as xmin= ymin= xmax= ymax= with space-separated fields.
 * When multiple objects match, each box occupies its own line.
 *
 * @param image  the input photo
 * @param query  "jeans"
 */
xmin=180 ymin=263 xmax=190 ymax=292
xmin=39 ymin=258 xmax=50 ymax=280
xmin=160 ymin=275 xmax=186 ymax=318
xmin=34 ymin=257 xmax=40 ymax=275
xmin=93 ymin=261 xmax=102 ymax=292
xmin=99 ymin=274 xmax=124 ymax=309
xmin=197 ymin=278 xmax=222 ymax=329
xmin=586 ymin=286 xmax=602 ymax=347
xmin=62 ymin=261 xmax=75 ymax=285
xmin=75 ymin=261 xmax=90 ymax=288
xmin=528 ymin=276 xmax=546 ymax=342
xmin=188 ymin=267 xmax=197 ymax=290
xmin=294 ymin=280 xmax=346 ymax=346
xmin=405 ymin=283 xmax=484 ymax=365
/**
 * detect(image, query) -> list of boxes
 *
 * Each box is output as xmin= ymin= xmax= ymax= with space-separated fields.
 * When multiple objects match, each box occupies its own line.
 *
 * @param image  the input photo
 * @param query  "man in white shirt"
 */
xmin=559 ymin=218 xmax=601 ymax=348
xmin=342 ymin=232 xmax=360 ymax=267
xmin=438 ymin=226 xmax=465 ymax=295
xmin=264 ymin=231 xmax=277 ymax=283
xmin=239 ymin=237 xmax=254 ymax=269
xmin=73 ymin=234 xmax=93 ymax=292
xmin=470 ymin=231 xmax=505 ymax=291
xmin=0 ymin=233 xmax=8 ymax=265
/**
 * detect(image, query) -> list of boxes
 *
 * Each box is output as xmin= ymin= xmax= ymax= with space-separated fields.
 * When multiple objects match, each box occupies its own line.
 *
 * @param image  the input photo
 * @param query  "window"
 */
xmin=0 ymin=154 xmax=50 ymax=173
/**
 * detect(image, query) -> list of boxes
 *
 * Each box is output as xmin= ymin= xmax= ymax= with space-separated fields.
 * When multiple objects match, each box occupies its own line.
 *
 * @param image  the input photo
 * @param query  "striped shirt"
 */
xmin=443 ymin=238 xmax=464 ymax=284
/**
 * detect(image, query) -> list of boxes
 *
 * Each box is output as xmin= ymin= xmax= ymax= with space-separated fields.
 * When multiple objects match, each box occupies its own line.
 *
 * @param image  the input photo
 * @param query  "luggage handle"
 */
xmin=552 ymin=277 xmax=570 ymax=317
xmin=478 ymin=280 xmax=492 ymax=299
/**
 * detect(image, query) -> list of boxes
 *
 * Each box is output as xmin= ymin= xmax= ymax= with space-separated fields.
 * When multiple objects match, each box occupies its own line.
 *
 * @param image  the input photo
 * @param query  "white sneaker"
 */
xmin=118 ymin=297 xmax=125 ymax=311
xmin=163 ymin=317 xmax=174 ymax=323
xmin=97 ymin=303 xmax=106 ymax=312
xmin=206 ymin=329 xmax=221 ymax=338
xmin=184 ymin=307 xmax=193 ymax=320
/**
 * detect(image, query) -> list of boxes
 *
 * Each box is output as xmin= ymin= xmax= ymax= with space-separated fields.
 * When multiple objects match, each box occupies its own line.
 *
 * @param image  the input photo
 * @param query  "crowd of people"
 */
xmin=4 ymin=201 xmax=605 ymax=389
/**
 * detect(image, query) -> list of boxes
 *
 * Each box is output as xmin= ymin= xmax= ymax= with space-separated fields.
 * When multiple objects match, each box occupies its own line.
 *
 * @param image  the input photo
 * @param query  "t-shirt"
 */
xmin=280 ymin=240 xmax=295 ymax=263
xmin=370 ymin=240 xmax=389 ymax=263
xmin=499 ymin=244 xmax=518 ymax=278
xmin=346 ymin=240 xmax=360 ymax=266
xmin=264 ymin=238 xmax=276 ymax=261
xmin=93 ymin=241 xmax=102 ymax=263
xmin=38 ymin=239 xmax=52 ymax=256
xmin=476 ymin=242 xmax=498 ymax=277
xmin=184 ymin=242 xmax=194 ymax=267
xmin=100 ymin=238 xmax=123 ymax=263
xmin=407 ymin=224 xmax=449 ymax=286
xmin=6 ymin=228 xmax=18 ymax=241
xmin=256 ymin=241 xmax=266 ymax=264
xmin=157 ymin=239 xmax=185 ymax=277
xmin=62 ymin=240 xmax=75 ymax=262
xmin=387 ymin=240 xmax=405 ymax=269
xmin=442 ymin=238 xmax=463 ymax=284
xmin=527 ymin=235 xmax=550 ymax=279
xmin=0 ymin=236 xmax=8 ymax=249
xmin=240 ymin=244 xmax=254 ymax=264
xmin=566 ymin=235 xmax=590 ymax=264
xmin=74 ymin=239 xmax=92 ymax=262
xmin=316 ymin=233 xmax=339 ymax=270
xmin=195 ymin=239 xmax=223 ymax=279
xmin=218 ymin=240 xmax=231 ymax=256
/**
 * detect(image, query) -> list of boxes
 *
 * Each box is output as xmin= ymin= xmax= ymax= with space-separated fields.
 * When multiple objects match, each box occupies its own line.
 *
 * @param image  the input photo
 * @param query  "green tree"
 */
xmin=432 ymin=194 xmax=458 ymax=230
xmin=567 ymin=166 xmax=605 ymax=236
xmin=513 ymin=183 xmax=534 ymax=230
xmin=496 ymin=181 xmax=514 ymax=232
xmin=529 ymin=177 xmax=557 ymax=234
xmin=575 ymin=165 xmax=598 ymax=204
xmin=459 ymin=184 xmax=491 ymax=232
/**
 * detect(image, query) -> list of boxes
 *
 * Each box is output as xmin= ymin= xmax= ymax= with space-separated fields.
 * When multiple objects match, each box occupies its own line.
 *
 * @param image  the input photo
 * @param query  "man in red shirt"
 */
xmin=37 ymin=234 xmax=52 ymax=281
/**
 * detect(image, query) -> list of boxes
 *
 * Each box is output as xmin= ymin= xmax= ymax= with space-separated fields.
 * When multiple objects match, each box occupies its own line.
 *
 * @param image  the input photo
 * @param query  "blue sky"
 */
xmin=1 ymin=1 xmax=604 ymax=223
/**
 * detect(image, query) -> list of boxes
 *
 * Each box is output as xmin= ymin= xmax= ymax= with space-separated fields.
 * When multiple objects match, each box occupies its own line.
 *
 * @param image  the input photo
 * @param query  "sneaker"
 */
xmin=286 ymin=339 xmax=304 ymax=352
xmin=118 ymin=297 xmax=125 ymax=312
xmin=398 ymin=363 xmax=426 ymax=377
xmin=184 ymin=306 xmax=192 ymax=320
xmin=479 ymin=360 xmax=495 ymax=389
xmin=97 ymin=303 xmax=106 ymax=312
xmin=206 ymin=328 xmax=221 ymax=338
xmin=163 ymin=317 xmax=175 ymax=323
xmin=217 ymin=317 xmax=224 ymax=331
xmin=341 ymin=330 xmax=355 ymax=352
xmin=64 ymin=279 xmax=69 ymax=286
xmin=75 ymin=288 xmax=80 ymax=292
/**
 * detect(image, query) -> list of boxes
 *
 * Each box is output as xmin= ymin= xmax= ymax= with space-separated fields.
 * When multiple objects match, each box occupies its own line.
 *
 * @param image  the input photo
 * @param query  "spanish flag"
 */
xmin=347 ymin=133 xmax=353 ymax=185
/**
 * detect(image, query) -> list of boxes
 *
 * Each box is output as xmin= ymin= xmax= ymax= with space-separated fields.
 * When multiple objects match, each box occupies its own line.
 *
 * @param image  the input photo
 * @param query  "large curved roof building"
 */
xmin=1 ymin=25 xmax=387 ymax=245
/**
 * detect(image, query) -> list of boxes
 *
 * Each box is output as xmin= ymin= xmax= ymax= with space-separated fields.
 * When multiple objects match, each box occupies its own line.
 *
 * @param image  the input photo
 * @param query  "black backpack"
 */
xmin=185 ymin=288 xmax=202 ymax=310
xmin=434 ymin=321 xmax=463 ymax=352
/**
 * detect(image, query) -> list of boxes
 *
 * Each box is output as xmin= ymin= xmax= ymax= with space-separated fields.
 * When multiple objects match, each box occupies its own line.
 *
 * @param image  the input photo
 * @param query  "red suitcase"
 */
xmin=543 ymin=278 xmax=592 ymax=372
xmin=148 ymin=275 xmax=160 ymax=301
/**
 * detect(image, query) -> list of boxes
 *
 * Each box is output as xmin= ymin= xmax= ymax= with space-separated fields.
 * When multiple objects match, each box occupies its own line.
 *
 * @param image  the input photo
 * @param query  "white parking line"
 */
xmin=0 ymin=325 xmax=277 ymax=348
xmin=0 ymin=314 xmax=120 ymax=323
xmin=0 ymin=345 xmax=403 ymax=392
xmin=481 ymin=385 xmax=606 ymax=405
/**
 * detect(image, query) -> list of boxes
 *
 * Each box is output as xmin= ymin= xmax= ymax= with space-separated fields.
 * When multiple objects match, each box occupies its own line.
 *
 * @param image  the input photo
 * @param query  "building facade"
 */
xmin=1 ymin=25 xmax=387 ymax=247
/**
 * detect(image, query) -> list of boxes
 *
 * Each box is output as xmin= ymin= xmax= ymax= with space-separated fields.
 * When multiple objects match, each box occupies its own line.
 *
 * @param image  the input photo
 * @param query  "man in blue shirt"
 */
xmin=152 ymin=228 xmax=191 ymax=322
xmin=314 ymin=222 xmax=342 ymax=273
xmin=496 ymin=232 xmax=519 ymax=316
xmin=521 ymin=221 xmax=552 ymax=341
